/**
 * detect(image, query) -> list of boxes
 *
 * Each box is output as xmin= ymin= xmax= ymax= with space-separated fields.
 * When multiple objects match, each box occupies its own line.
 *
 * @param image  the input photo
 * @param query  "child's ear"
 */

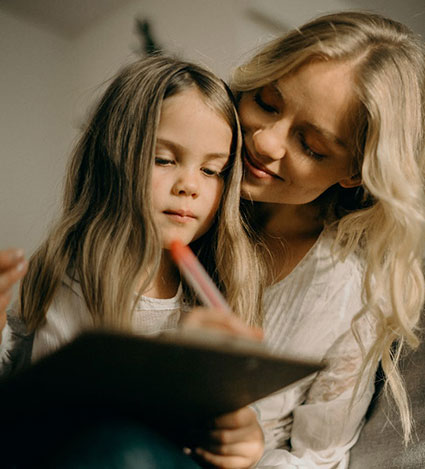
xmin=338 ymin=174 xmax=362 ymax=189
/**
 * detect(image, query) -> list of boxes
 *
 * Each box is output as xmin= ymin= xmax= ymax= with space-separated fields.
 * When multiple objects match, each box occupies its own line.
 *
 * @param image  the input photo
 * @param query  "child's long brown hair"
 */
xmin=20 ymin=55 xmax=264 ymax=332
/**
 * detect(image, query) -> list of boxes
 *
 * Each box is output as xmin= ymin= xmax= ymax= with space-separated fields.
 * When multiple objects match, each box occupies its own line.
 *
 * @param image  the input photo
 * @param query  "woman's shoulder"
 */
xmin=303 ymin=227 xmax=365 ymax=309
xmin=318 ymin=226 xmax=365 ymax=275
xmin=268 ymin=226 xmax=365 ymax=295
xmin=263 ymin=227 xmax=366 ymax=357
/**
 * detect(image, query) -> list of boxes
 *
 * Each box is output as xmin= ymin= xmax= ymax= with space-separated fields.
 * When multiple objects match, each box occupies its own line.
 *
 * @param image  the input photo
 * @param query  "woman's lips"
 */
xmin=243 ymin=149 xmax=282 ymax=180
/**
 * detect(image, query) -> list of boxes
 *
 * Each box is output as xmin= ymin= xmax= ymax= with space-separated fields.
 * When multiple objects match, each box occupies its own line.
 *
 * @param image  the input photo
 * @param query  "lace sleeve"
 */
xmin=307 ymin=312 xmax=377 ymax=403
xmin=255 ymin=313 xmax=378 ymax=469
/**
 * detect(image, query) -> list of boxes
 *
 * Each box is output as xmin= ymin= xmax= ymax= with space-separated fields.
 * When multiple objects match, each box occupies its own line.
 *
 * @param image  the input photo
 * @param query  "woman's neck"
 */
xmin=254 ymin=202 xmax=324 ymax=283
xmin=138 ymin=250 xmax=180 ymax=299
xmin=256 ymin=202 xmax=324 ymax=240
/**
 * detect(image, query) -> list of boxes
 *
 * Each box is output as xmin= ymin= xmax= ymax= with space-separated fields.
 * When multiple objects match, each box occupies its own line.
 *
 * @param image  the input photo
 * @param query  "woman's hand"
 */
xmin=0 ymin=249 xmax=28 ymax=341
xmin=193 ymin=406 xmax=264 ymax=468
xmin=183 ymin=307 xmax=263 ymax=341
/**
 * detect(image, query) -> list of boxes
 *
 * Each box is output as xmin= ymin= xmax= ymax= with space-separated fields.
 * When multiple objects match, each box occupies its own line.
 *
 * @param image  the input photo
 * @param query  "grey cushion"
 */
xmin=349 ymin=326 xmax=425 ymax=468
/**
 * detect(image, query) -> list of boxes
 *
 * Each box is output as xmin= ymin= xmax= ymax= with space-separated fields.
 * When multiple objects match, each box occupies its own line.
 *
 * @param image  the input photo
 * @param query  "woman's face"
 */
xmin=238 ymin=60 xmax=361 ymax=205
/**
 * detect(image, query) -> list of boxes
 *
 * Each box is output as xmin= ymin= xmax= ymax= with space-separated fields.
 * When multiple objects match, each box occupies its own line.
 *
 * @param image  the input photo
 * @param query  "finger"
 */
xmin=0 ymin=289 xmax=12 ymax=310
xmin=213 ymin=407 xmax=257 ymax=429
xmin=213 ymin=312 xmax=263 ymax=340
xmin=193 ymin=446 xmax=253 ymax=469
xmin=199 ymin=439 xmax=264 ymax=458
xmin=208 ymin=424 xmax=259 ymax=446
xmin=184 ymin=308 xmax=263 ymax=340
xmin=0 ymin=260 xmax=28 ymax=293
xmin=0 ymin=310 xmax=6 ymax=344
xmin=0 ymin=249 xmax=25 ymax=271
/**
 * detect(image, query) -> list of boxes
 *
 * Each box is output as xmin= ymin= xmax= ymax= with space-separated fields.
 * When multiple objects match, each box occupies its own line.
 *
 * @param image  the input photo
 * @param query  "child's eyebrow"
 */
xmin=156 ymin=138 xmax=229 ymax=160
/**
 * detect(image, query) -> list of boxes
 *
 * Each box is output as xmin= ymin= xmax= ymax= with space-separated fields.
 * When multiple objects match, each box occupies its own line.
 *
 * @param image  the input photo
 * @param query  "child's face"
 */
xmin=152 ymin=87 xmax=232 ymax=249
xmin=238 ymin=60 xmax=361 ymax=205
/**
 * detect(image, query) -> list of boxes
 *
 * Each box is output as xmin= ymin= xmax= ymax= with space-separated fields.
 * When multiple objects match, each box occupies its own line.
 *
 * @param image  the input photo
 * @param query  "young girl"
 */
xmin=0 ymin=55 xmax=264 ymax=468
xmin=187 ymin=10 xmax=425 ymax=469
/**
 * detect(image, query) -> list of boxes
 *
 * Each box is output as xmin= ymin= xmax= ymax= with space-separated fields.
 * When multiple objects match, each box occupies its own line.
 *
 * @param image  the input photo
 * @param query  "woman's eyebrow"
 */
xmin=303 ymin=123 xmax=348 ymax=150
xmin=269 ymin=82 xmax=284 ymax=100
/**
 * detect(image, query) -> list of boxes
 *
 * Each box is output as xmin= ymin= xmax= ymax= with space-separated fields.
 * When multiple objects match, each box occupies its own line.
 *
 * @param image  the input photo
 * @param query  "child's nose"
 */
xmin=172 ymin=173 xmax=199 ymax=197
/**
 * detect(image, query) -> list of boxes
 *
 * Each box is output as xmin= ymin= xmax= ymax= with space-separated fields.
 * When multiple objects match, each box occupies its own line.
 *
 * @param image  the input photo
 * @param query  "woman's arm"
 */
xmin=255 ymin=314 xmax=377 ymax=468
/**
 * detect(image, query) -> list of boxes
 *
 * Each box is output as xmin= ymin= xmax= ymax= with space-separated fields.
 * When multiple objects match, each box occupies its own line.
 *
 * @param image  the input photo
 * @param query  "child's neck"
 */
xmin=139 ymin=250 xmax=180 ymax=299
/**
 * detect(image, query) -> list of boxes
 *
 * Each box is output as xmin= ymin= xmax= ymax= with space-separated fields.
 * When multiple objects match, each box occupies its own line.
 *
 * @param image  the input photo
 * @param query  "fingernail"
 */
xmin=16 ymin=260 xmax=27 ymax=272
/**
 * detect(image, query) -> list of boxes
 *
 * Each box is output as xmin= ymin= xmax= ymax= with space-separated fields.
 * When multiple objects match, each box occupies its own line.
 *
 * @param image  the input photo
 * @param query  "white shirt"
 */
xmin=253 ymin=228 xmax=376 ymax=468
xmin=14 ymin=275 xmax=184 ymax=364
xmin=2 ymin=229 xmax=375 ymax=468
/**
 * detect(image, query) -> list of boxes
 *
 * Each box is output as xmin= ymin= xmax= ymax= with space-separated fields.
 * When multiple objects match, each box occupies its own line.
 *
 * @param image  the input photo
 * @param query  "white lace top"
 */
xmin=253 ymin=228 xmax=377 ymax=468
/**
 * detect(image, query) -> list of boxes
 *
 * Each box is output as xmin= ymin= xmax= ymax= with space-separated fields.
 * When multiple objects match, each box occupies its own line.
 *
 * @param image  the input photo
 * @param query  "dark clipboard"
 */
xmin=0 ymin=329 xmax=321 ymax=444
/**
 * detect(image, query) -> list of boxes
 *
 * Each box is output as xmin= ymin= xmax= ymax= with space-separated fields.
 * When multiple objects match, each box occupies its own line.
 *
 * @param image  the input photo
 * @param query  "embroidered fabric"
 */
xmin=307 ymin=312 xmax=377 ymax=404
xmin=252 ymin=229 xmax=377 ymax=468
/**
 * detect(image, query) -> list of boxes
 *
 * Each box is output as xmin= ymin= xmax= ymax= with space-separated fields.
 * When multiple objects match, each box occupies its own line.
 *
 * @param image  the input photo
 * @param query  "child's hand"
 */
xmin=183 ymin=307 xmax=263 ymax=341
xmin=182 ymin=308 xmax=264 ymax=467
xmin=0 ymin=249 xmax=28 ymax=341
xmin=192 ymin=406 xmax=264 ymax=468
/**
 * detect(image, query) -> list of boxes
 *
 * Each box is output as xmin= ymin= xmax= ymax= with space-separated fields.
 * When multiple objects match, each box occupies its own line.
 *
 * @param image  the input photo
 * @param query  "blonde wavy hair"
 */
xmin=20 ymin=55 xmax=264 ymax=338
xmin=232 ymin=11 xmax=425 ymax=442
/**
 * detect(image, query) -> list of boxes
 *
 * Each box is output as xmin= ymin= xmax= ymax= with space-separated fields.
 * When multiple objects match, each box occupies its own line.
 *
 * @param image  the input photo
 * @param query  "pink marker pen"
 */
xmin=170 ymin=239 xmax=231 ymax=312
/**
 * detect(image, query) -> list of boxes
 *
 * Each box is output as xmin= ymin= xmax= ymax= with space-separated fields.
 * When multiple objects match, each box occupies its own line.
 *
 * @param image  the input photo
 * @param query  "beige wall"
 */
xmin=1 ymin=0 xmax=424 ymax=260
xmin=0 ymin=9 xmax=74 ymax=255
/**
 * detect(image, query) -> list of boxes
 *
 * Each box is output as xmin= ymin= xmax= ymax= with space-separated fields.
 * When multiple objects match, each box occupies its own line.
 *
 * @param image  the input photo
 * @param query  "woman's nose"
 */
xmin=172 ymin=172 xmax=199 ymax=198
xmin=252 ymin=126 xmax=287 ymax=161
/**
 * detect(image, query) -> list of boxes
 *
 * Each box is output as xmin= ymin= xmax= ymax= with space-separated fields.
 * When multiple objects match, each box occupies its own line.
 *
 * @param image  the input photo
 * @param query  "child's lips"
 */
xmin=163 ymin=210 xmax=197 ymax=222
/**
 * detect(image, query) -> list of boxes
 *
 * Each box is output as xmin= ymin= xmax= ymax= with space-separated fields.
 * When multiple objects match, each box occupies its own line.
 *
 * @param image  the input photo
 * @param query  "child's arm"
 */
xmin=181 ymin=306 xmax=265 ymax=468
xmin=0 ymin=249 xmax=28 ymax=343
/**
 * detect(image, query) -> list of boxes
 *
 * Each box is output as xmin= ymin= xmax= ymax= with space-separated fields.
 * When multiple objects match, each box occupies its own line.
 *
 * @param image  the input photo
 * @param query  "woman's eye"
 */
xmin=299 ymin=134 xmax=326 ymax=161
xmin=254 ymin=91 xmax=279 ymax=114
xmin=155 ymin=157 xmax=174 ymax=166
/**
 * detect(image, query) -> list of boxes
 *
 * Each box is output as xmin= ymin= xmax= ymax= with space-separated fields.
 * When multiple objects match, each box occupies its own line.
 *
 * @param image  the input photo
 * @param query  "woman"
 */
xmin=191 ymin=10 xmax=425 ymax=469
xmin=2 ymin=11 xmax=424 ymax=469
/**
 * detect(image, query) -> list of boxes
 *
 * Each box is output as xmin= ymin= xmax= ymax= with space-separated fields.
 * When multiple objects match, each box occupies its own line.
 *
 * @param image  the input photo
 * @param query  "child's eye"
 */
xmin=155 ymin=157 xmax=174 ymax=166
xmin=201 ymin=167 xmax=221 ymax=177
xmin=298 ymin=134 xmax=326 ymax=161
xmin=254 ymin=90 xmax=279 ymax=114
